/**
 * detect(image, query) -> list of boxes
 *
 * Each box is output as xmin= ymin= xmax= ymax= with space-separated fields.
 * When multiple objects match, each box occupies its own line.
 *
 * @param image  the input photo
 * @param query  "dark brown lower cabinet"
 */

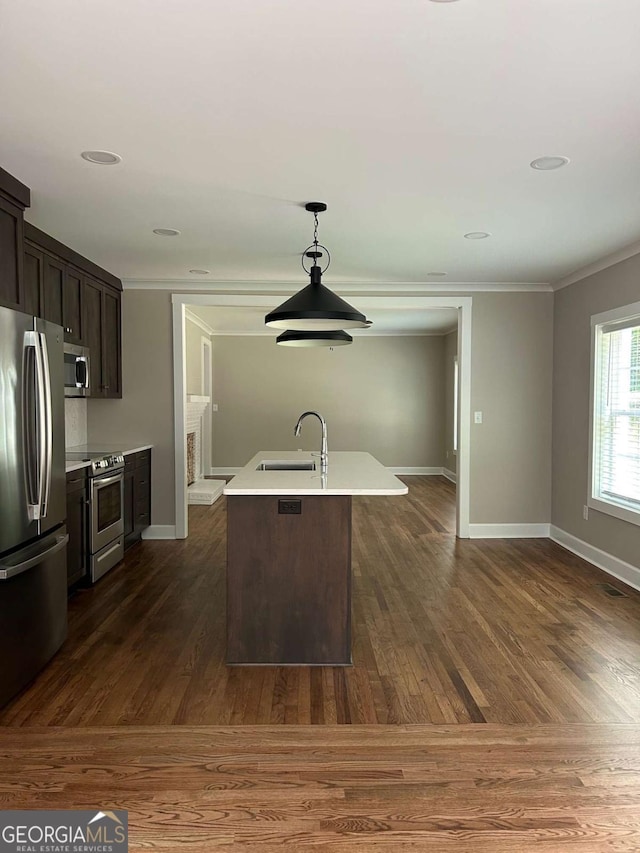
xmin=66 ymin=470 xmax=88 ymax=588
xmin=226 ymin=495 xmax=352 ymax=665
xmin=123 ymin=465 xmax=135 ymax=544
xmin=124 ymin=450 xmax=151 ymax=550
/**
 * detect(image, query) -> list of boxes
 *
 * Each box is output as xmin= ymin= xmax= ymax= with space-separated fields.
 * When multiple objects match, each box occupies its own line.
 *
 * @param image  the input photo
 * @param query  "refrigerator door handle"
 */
xmin=23 ymin=331 xmax=46 ymax=521
xmin=38 ymin=332 xmax=53 ymax=518
xmin=0 ymin=534 xmax=69 ymax=581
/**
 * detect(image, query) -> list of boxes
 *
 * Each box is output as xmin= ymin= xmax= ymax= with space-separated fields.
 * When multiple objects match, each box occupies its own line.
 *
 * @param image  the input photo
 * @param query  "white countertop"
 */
xmin=65 ymin=443 xmax=153 ymax=473
xmin=223 ymin=451 xmax=408 ymax=496
xmin=65 ymin=460 xmax=93 ymax=474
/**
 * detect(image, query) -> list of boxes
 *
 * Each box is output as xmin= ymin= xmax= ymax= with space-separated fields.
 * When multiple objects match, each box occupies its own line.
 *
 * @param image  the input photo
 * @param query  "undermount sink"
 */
xmin=256 ymin=459 xmax=316 ymax=471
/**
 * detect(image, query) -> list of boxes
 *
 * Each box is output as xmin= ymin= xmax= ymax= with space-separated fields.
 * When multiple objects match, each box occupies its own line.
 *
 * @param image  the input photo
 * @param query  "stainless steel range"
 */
xmin=66 ymin=452 xmax=125 ymax=582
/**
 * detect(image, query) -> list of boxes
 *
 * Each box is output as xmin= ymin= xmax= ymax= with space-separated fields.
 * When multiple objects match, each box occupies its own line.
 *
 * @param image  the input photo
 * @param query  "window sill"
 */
xmin=588 ymin=496 xmax=640 ymax=528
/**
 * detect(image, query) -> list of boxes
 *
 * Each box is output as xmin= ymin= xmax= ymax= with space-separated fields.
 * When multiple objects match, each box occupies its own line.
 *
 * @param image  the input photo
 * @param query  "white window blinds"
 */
xmin=593 ymin=319 xmax=640 ymax=512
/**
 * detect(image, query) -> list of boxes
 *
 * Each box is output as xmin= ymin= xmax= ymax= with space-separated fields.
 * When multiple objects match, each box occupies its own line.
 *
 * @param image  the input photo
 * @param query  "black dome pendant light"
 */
xmin=265 ymin=202 xmax=370 ymax=332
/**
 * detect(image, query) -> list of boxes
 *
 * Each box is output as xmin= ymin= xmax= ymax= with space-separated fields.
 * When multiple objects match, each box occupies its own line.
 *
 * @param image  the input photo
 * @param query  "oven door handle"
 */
xmin=92 ymin=473 xmax=123 ymax=488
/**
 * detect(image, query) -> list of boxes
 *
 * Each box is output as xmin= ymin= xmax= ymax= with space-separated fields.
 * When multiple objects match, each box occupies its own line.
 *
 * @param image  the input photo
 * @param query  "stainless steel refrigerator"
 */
xmin=0 ymin=305 xmax=68 ymax=708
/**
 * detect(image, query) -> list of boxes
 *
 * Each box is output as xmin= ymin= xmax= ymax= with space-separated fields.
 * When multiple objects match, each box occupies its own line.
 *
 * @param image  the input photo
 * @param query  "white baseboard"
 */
xmin=388 ymin=467 xmax=447 ymax=475
xmin=141 ymin=525 xmax=177 ymax=540
xmin=209 ymin=467 xmax=242 ymax=476
xmin=550 ymin=525 xmax=640 ymax=593
xmin=468 ymin=523 xmax=551 ymax=539
xmin=442 ymin=467 xmax=457 ymax=484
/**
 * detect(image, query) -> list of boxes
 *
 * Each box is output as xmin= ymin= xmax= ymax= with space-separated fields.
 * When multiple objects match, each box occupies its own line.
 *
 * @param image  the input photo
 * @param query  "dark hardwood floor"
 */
xmin=3 ymin=477 xmax=640 ymax=849
xmin=2 ymin=476 xmax=640 ymax=726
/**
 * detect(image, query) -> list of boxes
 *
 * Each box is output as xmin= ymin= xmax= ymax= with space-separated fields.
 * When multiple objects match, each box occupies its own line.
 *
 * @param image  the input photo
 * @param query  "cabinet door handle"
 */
xmin=65 ymin=327 xmax=72 ymax=334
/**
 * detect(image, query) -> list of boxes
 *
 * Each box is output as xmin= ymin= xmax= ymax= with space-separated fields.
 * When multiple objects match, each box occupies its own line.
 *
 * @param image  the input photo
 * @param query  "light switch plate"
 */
xmin=474 ymin=411 xmax=483 ymax=424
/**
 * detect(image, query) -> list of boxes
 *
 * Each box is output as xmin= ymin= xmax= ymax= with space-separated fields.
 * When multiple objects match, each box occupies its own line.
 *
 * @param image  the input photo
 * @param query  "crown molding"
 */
xmin=552 ymin=240 xmax=640 ymax=291
xmin=123 ymin=279 xmax=552 ymax=293
xmin=184 ymin=307 xmax=215 ymax=336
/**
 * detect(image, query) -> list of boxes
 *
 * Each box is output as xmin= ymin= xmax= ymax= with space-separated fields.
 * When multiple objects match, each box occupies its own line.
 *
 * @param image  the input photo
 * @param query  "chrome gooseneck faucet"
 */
xmin=294 ymin=411 xmax=328 ymax=472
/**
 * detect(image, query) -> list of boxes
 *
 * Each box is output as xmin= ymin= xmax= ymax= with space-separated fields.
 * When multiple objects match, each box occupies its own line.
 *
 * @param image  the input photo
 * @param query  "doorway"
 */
xmin=172 ymin=293 xmax=472 ymax=540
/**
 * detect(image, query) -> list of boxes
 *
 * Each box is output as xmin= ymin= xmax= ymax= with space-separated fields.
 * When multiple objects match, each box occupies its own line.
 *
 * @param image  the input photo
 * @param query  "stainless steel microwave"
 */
xmin=63 ymin=343 xmax=90 ymax=397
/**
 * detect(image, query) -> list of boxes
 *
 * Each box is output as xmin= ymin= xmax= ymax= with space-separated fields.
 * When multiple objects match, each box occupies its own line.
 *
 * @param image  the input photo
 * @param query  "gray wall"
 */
xmin=443 ymin=330 xmax=457 ymax=473
xmin=87 ymin=289 xmax=175 ymax=526
xmin=86 ymin=288 xmax=554 ymax=528
xmin=211 ymin=335 xmax=446 ymax=468
xmin=470 ymin=292 xmax=553 ymax=524
xmin=552 ymin=253 xmax=640 ymax=566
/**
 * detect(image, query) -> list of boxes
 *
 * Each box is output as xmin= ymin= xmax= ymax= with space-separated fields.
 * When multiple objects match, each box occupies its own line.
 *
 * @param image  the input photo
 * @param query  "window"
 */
xmin=590 ymin=301 xmax=640 ymax=525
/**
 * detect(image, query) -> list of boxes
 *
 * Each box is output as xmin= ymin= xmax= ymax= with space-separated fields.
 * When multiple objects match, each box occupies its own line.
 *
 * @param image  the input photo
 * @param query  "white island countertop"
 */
xmin=223 ymin=451 xmax=408 ymax=496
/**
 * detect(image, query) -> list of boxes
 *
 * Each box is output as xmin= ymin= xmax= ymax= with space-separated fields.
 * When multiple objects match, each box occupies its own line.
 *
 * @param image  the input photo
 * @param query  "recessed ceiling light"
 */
xmin=189 ymin=269 xmax=210 ymax=275
xmin=530 ymin=155 xmax=570 ymax=171
xmin=80 ymin=150 xmax=122 ymax=165
xmin=153 ymin=228 xmax=181 ymax=237
xmin=429 ymin=0 xmax=461 ymax=3
xmin=464 ymin=232 xmax=491 ymax=240
xmin=427 ymin=272 xmax=447 ymax=277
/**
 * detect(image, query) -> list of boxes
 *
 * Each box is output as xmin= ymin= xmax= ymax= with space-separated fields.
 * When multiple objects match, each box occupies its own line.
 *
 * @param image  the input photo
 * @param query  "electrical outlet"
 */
xmin=474 ymin=411 xmax=483 ymax=424
xmin=211 ymin=403 xmax=218 ymax=412
xmin=583 ymin=505 xmax=589 ymax=520
xmin=278 ymin=499 xmax=302 ymax=515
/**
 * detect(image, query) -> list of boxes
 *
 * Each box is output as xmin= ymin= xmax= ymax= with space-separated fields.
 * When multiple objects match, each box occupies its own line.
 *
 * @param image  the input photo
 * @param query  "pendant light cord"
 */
xmin=301 ymin=209 xmax=331 ymax=275
xmin=313 ymin=212 xmax=319 ymax=266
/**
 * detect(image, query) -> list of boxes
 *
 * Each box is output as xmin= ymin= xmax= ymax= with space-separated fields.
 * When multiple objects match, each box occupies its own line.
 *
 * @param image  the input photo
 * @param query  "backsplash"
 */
xmin=65 ymin=399 xmax=87 ymax=448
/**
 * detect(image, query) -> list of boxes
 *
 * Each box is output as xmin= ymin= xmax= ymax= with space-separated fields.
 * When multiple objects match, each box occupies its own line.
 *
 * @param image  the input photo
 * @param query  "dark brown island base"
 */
xmin=224 ymin=451 xmax=407 ymax=665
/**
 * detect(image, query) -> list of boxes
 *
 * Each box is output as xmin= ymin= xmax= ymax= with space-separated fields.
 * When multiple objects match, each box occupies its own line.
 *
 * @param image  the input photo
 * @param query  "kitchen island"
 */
xmin=224 ymin=451 xmax=407 ymax=665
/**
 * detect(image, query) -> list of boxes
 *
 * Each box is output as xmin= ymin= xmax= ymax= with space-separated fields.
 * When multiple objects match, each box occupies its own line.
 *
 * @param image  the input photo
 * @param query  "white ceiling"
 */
xmin=2 ymin=0 xmax=640 ymax=287
xmin=188 ymin=304 xmax=459 ymax=335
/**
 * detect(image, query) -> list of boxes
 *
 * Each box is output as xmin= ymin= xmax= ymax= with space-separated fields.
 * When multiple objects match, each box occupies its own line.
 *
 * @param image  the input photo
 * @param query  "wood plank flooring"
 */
xmin=2 ymin=476 xmax=640 ymax=725
xmin=2 ymin=724 xmax=640 ymax=850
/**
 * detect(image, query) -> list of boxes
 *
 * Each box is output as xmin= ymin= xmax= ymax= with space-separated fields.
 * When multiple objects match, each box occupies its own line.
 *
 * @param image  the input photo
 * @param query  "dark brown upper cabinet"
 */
xmin=23 ymin=243 xmax=44 ymax=318
xmin=82 ymin=276 xmax=121 ymax=399
xmin=0 ymin=168 xmax=29 ymax=312
xmin=22 ymin=220 xmax=122 ymax=399
xmin=102 ymin=285 xmax=121 ymax=397
xmin=83 ymin=277 xmax=104 ymax=395
xmin=43 ymin=253 xmax=65 ymax=327
xmin=63 ymin=265 xmax=83 ymax=344
xmin=1 ymin=167 xmax=123 ymax=399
